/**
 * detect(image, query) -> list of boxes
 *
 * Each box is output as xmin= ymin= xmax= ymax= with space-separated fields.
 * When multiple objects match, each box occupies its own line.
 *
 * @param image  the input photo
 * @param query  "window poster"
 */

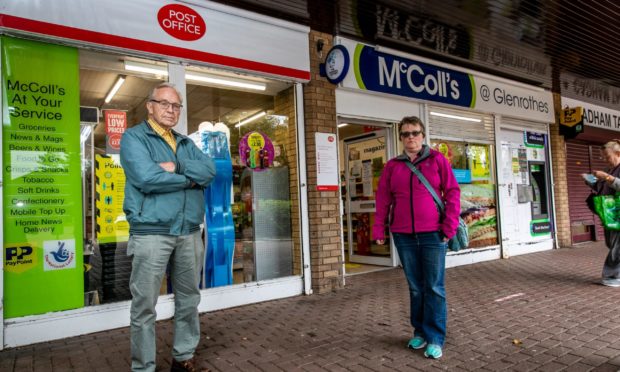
xmin=362 ymin=160 xmax=373 ymax=197
xmin=239 ymin=131 xmax=274 ymax=171
xmin=469 ymin=145 xmax=491 ymax=180
xmin=95 ymin=155 xmax=129 ymax=243
xmin=460 ymin=184 xmax=498 ymax=248
xmin=316 ymin=133 xmax=339 ymax=191
xmin=432 ymin=140 xmax=471 ymax=183
xmin=104 ymin=110 xmax=127 ymax=155
xmin=2 ymin=37 xmax=84 ymax=318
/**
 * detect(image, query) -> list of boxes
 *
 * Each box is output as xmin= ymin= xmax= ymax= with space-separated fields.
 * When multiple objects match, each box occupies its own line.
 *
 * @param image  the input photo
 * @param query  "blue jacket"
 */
xmin=120 ymin=120 xmax=215 ymax=236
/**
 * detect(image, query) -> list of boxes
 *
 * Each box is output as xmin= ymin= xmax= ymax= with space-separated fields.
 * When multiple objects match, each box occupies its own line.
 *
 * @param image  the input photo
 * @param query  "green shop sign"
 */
xmin=2 ymin=36 xmax=84 ymax=318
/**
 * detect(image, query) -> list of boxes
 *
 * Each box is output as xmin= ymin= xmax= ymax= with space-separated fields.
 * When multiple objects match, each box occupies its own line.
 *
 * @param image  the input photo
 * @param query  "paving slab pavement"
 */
xmin=2 ymin=242 xmax=620 ymax=371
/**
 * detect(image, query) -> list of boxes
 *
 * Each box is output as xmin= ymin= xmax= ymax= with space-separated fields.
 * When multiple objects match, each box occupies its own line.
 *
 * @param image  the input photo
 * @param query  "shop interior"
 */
xmin=338 ymin=121 xmax=394 ymax=275
xmin=78 ymin=49 xmax=300 ymax=305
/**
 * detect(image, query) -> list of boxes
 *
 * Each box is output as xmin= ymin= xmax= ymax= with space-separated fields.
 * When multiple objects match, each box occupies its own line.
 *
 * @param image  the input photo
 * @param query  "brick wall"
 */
xmin=303 ymin=31 xmax=344 ymax=293
xmin=549 ymin=92 xmax=572 ymax=247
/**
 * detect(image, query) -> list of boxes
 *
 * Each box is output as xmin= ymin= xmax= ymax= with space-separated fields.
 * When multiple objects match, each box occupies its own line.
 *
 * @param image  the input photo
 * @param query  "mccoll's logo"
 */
xmin=157 ymin=4 xmax=206 ymax=41
xmin=355 ymin=45 xmax=474 ymax=108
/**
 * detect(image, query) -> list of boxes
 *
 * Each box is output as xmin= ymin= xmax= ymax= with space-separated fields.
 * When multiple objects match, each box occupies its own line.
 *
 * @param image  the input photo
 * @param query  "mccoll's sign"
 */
xmin=354 ymin=44 xmax=475 ymax=107
xmin=335 ymin=39 xmax=554 ymax=122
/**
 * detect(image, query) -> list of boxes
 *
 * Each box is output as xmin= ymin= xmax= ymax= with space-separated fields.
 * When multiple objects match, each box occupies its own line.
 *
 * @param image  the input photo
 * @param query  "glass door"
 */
xmin=342 ymin=129 xmax=394 ymax=266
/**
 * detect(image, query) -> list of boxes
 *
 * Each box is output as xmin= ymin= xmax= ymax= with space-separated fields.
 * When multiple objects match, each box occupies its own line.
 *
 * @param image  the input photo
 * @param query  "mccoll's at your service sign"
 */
xmin=332 ymin=38 xmax=554 ymax=123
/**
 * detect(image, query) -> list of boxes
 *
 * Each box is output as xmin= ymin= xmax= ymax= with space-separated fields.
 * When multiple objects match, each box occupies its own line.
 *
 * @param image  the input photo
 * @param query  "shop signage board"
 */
xmin=315 ymin=133 xmax=339 ymax=191
xmin=337 ymin=38 xmax=555 ymax=123
xmin=338 ymin=0 xmax=551 ymax=88
xmin=0 ymin=0 xmax=310 ymax=81
xmin=94 ymin=155 xmax=129 ymax=244
xmin=524 ymin=132 xmax=545 ymax=148
xmin=561 ymin=72 xmax=620 ymax=107
xmin=2 ymin=37 xmax=83 ymax=318
xmin=562 ymin=97 xmax=620 ymax=132
xmin=531 ymin=219 xmax=552 ymax=236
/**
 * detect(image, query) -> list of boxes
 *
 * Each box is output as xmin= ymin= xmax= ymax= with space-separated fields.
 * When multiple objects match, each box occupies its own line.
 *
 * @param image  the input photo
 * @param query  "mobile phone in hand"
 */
xmin=582 ymin=173 xmax=597 ymax=184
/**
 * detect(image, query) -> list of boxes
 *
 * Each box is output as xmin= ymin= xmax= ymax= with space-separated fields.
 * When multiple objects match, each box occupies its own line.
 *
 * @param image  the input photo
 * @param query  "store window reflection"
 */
xmin=186 ymin=77 xmax=300 ymax=285
xmin=80 ymin=51 xmax=162 ymax=305
xmin=79 ymin=50 xmax=301 ymax=307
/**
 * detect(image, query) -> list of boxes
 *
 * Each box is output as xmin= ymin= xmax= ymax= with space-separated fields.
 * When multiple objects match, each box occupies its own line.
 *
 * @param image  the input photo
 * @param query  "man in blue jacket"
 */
xmin=120 ymin=82 xmax=215 ymax=372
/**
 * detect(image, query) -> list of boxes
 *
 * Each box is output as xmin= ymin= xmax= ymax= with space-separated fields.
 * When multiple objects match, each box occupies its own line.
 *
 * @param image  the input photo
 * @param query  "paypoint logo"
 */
xmin=4 ymin=244 xmax=37 ymax=273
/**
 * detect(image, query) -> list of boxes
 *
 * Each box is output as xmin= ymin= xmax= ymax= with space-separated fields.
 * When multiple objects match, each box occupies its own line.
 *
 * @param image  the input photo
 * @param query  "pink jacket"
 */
xmin=372 ymin=146 xmax=461 ymax=241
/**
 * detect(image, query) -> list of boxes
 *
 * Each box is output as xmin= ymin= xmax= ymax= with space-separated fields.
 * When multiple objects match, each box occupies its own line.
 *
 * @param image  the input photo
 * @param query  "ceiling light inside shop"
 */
xmin=185 ymin=72 xmax=266 ymax=91
xmin=124 ymin=60 xmax=168 ymax=76
xmin=104 ymin=75 xmax=126 ymax=103
xmin=124 ymin=61 xmax=266 ymax=91
xmin=235 ymin=111 xmax=266 ymax=128
xmin=430 ymin=111 xmax=481 ymax=122
xmin=338 ymin=123 xmax=349 ymax=128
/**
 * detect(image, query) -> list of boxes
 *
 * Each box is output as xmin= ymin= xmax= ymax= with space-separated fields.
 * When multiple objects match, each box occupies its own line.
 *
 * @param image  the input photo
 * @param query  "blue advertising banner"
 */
xmin=452 ymin=169 xmax=472 ymax=184
xmin=353 ymin=44 xmax=475 ymax=108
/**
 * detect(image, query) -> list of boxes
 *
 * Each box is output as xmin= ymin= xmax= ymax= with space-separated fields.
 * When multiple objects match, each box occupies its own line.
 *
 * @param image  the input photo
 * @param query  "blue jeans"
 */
xmin=392 ymin=232 xmax=447 ymax=346
xmin=128 ymin=231 xmax=204 ymax=372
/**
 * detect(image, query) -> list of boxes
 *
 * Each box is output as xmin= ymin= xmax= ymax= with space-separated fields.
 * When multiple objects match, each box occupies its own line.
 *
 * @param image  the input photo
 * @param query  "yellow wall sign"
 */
xmin=561 ymin=107 xmax=584 ymax=127
xmin=95 ymin=154 xmax=129 ymax=243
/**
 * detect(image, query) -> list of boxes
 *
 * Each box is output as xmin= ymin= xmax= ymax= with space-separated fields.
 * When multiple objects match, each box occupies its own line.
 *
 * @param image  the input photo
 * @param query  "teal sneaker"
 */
xmin=407 ymin=336 xmax=427 ymax=350
xmin=424 ymin=344 xmax=443 ymax=359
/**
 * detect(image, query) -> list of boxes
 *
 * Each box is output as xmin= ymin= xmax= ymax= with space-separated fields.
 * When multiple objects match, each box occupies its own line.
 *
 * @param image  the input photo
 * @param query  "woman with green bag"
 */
xmin=586 ymin=140 xmax=620 ymax=287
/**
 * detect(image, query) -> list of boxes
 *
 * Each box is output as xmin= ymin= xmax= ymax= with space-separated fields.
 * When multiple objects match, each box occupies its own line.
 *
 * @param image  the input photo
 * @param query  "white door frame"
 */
xmin=339 ymin=122 xmax=397 ymax=268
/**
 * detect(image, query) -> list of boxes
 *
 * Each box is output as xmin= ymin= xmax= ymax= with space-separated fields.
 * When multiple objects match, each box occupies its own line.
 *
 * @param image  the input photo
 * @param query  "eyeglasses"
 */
xmin=400 ymin=130 xmax=423 ymax=138
xmin=150 ymin=99 xmax=183 ymax=112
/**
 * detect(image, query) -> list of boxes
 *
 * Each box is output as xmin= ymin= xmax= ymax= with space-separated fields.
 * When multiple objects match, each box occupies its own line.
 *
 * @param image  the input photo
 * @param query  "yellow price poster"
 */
xmin=95 ymin=154 xmax=129 ymax=243
xmin=469 ymin=145 xmax=491 ymax=180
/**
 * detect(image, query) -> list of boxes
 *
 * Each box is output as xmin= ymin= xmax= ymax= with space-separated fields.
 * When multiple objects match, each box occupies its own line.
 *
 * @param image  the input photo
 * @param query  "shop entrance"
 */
xmin=340 ymin=123 xmax=396 ymax=272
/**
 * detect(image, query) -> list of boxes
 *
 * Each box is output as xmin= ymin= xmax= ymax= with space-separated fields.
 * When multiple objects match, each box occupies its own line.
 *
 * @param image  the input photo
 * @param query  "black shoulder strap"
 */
xmin=403 ymin=161 xmax=445 ymax=214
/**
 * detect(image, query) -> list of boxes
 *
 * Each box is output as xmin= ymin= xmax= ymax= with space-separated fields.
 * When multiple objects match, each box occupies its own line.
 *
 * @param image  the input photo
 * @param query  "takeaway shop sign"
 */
xmin=157 ymin=4 xmax=206 ymax=41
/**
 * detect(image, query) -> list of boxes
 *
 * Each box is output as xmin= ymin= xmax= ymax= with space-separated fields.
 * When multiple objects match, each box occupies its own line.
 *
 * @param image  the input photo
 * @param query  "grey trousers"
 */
xmin=128 ymin=231 xmax=204 ymax=372
xmin=603 ymin=229 xmax=620 ymax=281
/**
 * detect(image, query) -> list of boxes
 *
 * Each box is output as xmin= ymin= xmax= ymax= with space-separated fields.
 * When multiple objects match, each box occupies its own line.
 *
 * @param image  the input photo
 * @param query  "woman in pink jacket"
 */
xmin=373 ymin=116 xmax=460 ymax=359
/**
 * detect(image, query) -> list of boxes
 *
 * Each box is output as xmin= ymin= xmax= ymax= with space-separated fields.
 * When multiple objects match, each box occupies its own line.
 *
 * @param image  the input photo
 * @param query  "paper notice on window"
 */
xmin=315 ymin=133 xmax=339 ymax=191
xmin=362 ymin=160 xmax=373 ymax=196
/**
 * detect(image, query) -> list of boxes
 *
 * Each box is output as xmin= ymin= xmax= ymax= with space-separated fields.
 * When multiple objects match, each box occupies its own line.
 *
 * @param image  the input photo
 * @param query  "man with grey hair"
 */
xmin=121 ymin=82 xmax=215 ymax=371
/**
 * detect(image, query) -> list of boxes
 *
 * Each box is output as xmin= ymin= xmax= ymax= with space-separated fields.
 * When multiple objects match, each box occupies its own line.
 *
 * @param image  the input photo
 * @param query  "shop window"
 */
xmin=78 ymin=50 xmax=301 ymax=306
xmin=431 ymin=139 xmax=499 ymax=249
xmin=80 ymin=51 xmax=164 ymax=305
xmin=185 ymin=74 xmax=299 ymax=284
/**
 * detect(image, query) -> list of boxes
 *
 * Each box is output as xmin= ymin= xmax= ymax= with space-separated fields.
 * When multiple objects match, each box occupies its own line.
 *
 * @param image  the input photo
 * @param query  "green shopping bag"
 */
xmin=593 ymin=194 xmax=620 ymax=230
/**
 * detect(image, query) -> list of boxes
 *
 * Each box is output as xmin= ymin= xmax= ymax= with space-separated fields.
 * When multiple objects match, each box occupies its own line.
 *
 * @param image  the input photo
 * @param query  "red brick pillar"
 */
xmin=550 ymin=92 xmax=572 ymax=247
xmin=303 ymin=31 xmax=344 ymax=292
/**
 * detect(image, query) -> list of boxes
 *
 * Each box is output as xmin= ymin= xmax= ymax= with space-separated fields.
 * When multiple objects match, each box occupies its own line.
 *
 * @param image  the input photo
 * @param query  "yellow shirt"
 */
xmin=148 ymin=118 xmax=176 ymax=153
